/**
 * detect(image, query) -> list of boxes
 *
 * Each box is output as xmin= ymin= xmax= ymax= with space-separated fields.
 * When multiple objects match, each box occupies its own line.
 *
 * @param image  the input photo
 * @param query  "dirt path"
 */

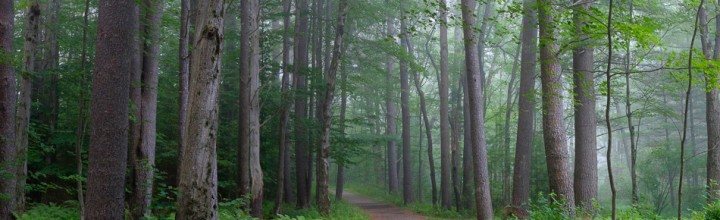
xmin=342 ymin=191 xmax=427 ymax=220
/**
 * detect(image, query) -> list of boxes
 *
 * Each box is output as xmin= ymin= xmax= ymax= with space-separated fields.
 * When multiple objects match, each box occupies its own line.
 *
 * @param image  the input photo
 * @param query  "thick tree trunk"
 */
xmin=294 ymin=0 xmax=311 ymax=208
xmin=461 ymin=77 xmax=474 ymax=210
xmin=274 ymin=0 xmax=293 ymax=214
xmin=0 ymin=0 xmax=17 ymax=217
xmin=511 ymin=0 xmax=538 ymax=217
xmin=451 ymin=80 xmax=463 ymax=211
xmin=177 ymin=0 xmax=190 ymax=187
xmin=175 ymin=0 xmax=224 ymax=218
xmin=460 ymin=0 xmax=494 ymax=218
xmin=385 ymin=15 xmax=399 ymax=194
xmin=538 ymin=0 xmax=575 ymax=215
xmin=240 ymin=0 xmax=264 ymax=216
xmin=572 ymin=0 xmax=597 ymax=212
xmin=130 ymin=1 xmax=164 ymax=218
xmin=84 ymin=0 xmax=137 ymax=218
xmin=412 ymin=64 xmax=437 ymax=207
xmin=439 ymin=0 xmax=452 ymax=210
xmin=16 ymin=1 xmax=41 ymax=212
xmin=317 ymin=1 xmax=348 ymax=214
xmin=400 ymin=13 xmax=414 ymax=205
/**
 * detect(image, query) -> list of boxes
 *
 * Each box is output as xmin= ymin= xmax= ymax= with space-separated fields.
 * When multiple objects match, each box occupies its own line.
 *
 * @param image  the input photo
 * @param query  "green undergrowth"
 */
xmin=345 ymin=184 xmax=474 ymax=219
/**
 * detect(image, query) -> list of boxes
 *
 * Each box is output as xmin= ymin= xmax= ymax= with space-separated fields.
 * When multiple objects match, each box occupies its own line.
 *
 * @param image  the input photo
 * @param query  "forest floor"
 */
xmin=342 ymin=191 xmax=427 ymax=220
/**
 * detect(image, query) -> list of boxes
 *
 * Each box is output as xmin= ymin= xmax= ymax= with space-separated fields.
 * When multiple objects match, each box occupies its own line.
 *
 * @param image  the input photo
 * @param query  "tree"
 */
xmin=385 ymin=14 xmax=399 ymax=194
xmin=240 ymin=0 xmax=264 ymax=216
xmin=700 ymin=1 xmax=720 ymax=201
xmin=84 ymin=0 xmax=137 ymax=218
xmin=439 ymin=0 xmax=452 ymax=210
xmin=176 ymin=0 xmax=224 ymax=218
xmin=538 ymin=0 xmax=575 ymax=215
xmin=412 ymin=54 xmax=437 ymax=207
xmin=274 ymin=0 xmax=293 ymax=214
xmin=177 ymin=0 xmax=191 ymax=188
xmin=16 ymin=0 xmax=41 ymax=212
xmin=460 ymin=0 xmax=494 ymax=218
xmin=294 ymin=0 xmax=311 ymax=208
xmin=0 ymin=0 xmax=16 ymax=217
xmin=572 ymin=0 xmax=597 ymax=212
xmin=510 ymin=1 xmax=537 ymax=216
xmin=130 ymin=1 xmax=164 ymax=218
xmin=317 ymin=0 xmax=348 ymax=214
xmin=400 ymin=10 xmax=414 ymax=205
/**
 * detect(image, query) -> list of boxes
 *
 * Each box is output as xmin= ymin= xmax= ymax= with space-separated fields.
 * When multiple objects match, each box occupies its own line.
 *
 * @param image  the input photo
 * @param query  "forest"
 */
xmin=3 ymin=0 xmax=720 ymax=219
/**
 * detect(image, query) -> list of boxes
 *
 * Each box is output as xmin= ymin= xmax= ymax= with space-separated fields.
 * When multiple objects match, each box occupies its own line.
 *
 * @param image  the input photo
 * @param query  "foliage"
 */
xmin=690 ymin=200 xmax=720 ymax=220
xmin=16 ymin=201 xmax=80 ymax=220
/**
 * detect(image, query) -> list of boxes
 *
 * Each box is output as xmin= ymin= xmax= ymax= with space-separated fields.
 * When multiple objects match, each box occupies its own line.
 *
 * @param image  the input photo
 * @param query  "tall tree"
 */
xmin=0 ymin=0 xmax=16 ymax=217
xmin=572 ymin=0 xmax=597 ymax=212
xmin=335 ymin=64 xmax=349 ymax=200
xmin=130 ymin=1 xmax=164 ymax=218
xmin=317 ymin=0 xmax=348 ymax=214
xmin=176 ymin=0 xmax=224 ymax=218
xmin=412 ymin=59 xmax=437 ymax=207
xmin=461 ymin=77 xmax=473 ymax=210
xmin=16 ymin=0 xmax=41 ymax=212
xmin=510 ymin=1 xmax=538 ymax=215
xmin=274 ymin=0 xmax=293 ymax=213
xmin=538 ymin=0 xmax=575 ymax=215
xmin=460 ymin=0 xmax=494 ymax=218
xmin=294 ymin=0 xmax=311 ymax=208
xmin=74 ymin=0 xmax=92 ymax=217
xmin=400 ymin=11 xmax=414 ymax=205
xmin=701 ymin=1 xmax=720 ymax=201
xmin=605 ymin=0 xmax=617 ymax=218
xmin=623 ymin=0 xmax=639 ymax=206
xmin=241 ymin=0 xmax=264 ymax=216
xmin=439 ymin=0 xmax=452 ymax=209
xmin=177 ymin=0 xmax=191 ymax=187
xmin=84 ymin=0 xmax=137 ymax=218
xmin=385 ymin=14 xmax=399 ymax=194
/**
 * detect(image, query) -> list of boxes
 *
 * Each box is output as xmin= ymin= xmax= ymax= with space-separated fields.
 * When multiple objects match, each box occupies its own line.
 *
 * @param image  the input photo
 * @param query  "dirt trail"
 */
xmin=342 ymin=191 xmax=427 ymax=220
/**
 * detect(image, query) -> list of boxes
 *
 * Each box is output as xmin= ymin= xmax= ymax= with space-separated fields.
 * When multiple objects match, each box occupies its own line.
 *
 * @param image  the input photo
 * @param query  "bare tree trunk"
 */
xmin=335 ymin=66 xmax=348 ymax=200
xmin=317 ymin=0 xmax=348 ymax=214
xmin=85 ymin=0 xmax=137 ymax=218
xmin=176 ymin=0 xmax=224 ymax=218
xmin=240 ymin=0 xmax=264 ymax=216
xmin=539 ymin=0 xmax=575 ymax=215
xmin=177 ymin=0 xmax=191 ymax=188
xmin=701 ymin=1 xmax=720 ymax=201
xmin=16 ymin=1 xmax=41 ymax=212
xmin=460 ymin=0 xmax=494 ymax=218
xmin=439 ymin=0 xmax=452 ymax=210
xmin=412 ymin=63 xmax=437 ymax=207
xmin=400 ymin=12 xmax=414 ymax=205
xmin=294 ymin=0 xmax=311 ymax=209
xmin=503 ymin=44 xmax=521 ymax=207
xmin=451 ymin=80 xmax=462 ymax=212
xmin=605 ymin=0 xmax=617 ymax=218
xmin=130 ymin=1 xmax=164 ymax=218
xmin=0 ymin=0 xmax=16 ymax=217
xmin=274 ymin=0 xmax=293 ymax=214
xmin=623 ymin=0 xmax=639 ymax=206
xmin=572 ymin=0 xmax=597 ymax=212
xmin=385 ymin=14 xmax=399 ymax=194
xmin=74 ymin=0 xmax=91 ymax=217
xmin=461 ymin=77 xmax=474 ymax=210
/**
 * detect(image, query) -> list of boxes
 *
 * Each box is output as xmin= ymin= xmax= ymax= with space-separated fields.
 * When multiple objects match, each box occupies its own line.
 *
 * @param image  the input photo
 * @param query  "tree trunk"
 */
xmin=439 ymin=0 xmax=452 ymax=210
xmin=461 ymin=77 xmax=474 ymax=210
xmin=572 ymin=0 xmax=597 ymax=212
xmin=274 ymin=0 xmax=293 ymax=214
xmin=335 ymin=65 xmax=348 ymax=200
xmin=703 ymin=1 xmax=720 ymax=201
xmin=460 ymin=0 xmax=494 ymax=218
xmin=176 ymin=0 xmax=224 ymax=218
xmin=0 ymin=0 xmax=17 ymax=217
xmin=317 ymin=1 xmax=348 ymax=214
xmin=74 ymin=0 xmax=91 ymax=217
xmin=16 ymin=1 xmax=41 ymax=212
xmin=177 ymin=0 xmax=191 ymax=188
xmin=400 ymin=12 xmax=414 ymax=205
xmin=510 ymin=0 xmax=538 ymax=217
xmin=538 ymin=0 xmax=575 ymax=215
xmin=385 ymin=14 xmax=399 ymax=194
xmin=240 ymin=0 xmax=264 ymax=217
xmin=130 ymin=1 xmax=164 ymax=218
xmin=451 ymin=80 xmax=463 ymax=212
xmin=294 ymin=0 xmax=311 ymax=208
xmin=412 ymin=62 xmax=437 ymax=207
xmin=84 ymin=0 xmax=137 ymax=218
xmin=502 ymin=44 xmax=521 ymax=207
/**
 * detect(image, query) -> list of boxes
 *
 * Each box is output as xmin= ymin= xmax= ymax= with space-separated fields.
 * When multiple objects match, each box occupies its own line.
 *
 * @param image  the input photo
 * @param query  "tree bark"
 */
xmin=439 ymin=0 xmax=452 ymax=210
xmin=274 ymin=0 xmax=293 ymax=214
xmin=461 ymin=76 xmax=474 ymax=210
xmin=412 ymin=62 xmax=437 ymax=207
xmin=502 ymin=44 xmax=521 ymax=207
xmin=702 ymin=1 xmax=720 ymax=201
xmin=130 ymin=1 xmax=164 ymax=218
xmin=240 ymin=0 xmax=264 ymax=216
xmin=400 ymin=12 xmax=414 ymax=205
xmin=317 ymin=0 xmax=348 ymax=214
xmin=84 ymin=0 xmax=137 ymax=218
xmin=177 ymin=0 xmax=191 ymax=188
xmin=538 ymin=0 xmax=575 ymax=215
xmin=16 ymin=1 xmax=41 ymax=212
xmin=460 ymin=0 xmax=494 ymax=218
xmin=0 ymin=0 xmax=17 ymax=217
xmin=511 ymin=0 xmax=538 ymax=217
xmin=572 ymin=0 xmax=597 ymax=212
xmin=294 ymin=0 xmax=311 ymax=208
xmin=335 ymin=64 xmax=348 ymax=200
xmin=176 ymin=0 xmax=224 ymax=218
xmin=385 ymin=14 xmax=399 ymax=194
